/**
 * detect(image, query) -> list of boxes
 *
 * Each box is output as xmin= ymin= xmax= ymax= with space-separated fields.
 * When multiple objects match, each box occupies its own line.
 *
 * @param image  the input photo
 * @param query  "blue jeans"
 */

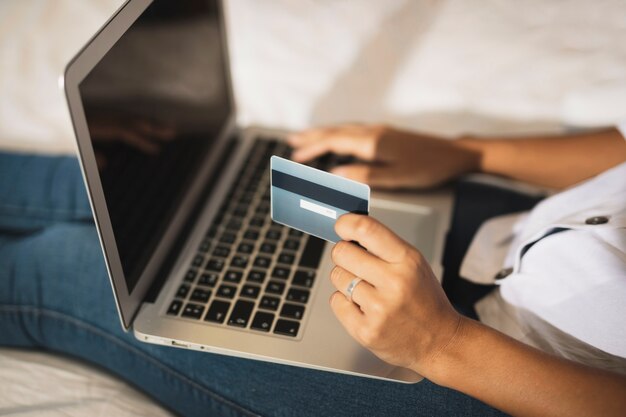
xmin=0 ymin=152 xmax=506 ymax=417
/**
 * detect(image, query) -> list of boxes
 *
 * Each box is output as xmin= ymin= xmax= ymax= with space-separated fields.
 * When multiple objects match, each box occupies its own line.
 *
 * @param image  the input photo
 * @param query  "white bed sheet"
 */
xmin=0 ymin=348 xmax=172 ymax=416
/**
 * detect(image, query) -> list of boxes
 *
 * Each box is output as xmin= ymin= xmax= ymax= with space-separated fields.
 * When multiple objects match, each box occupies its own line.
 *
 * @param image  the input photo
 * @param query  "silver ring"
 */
xmin=346 ymin=277 xmax=364 ymax=303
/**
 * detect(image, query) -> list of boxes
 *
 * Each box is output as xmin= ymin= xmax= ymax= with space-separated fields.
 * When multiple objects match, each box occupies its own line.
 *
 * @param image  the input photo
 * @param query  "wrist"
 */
xmin=456 ymin=137 xmax=491 ymax=174
xmin=419 ymin=316 xmax=477 ymax=386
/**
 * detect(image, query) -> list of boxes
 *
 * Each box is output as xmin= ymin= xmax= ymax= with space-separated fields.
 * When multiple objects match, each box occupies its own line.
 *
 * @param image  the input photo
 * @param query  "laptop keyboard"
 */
xmin=166 ymin=138 xmax=333 ymax=338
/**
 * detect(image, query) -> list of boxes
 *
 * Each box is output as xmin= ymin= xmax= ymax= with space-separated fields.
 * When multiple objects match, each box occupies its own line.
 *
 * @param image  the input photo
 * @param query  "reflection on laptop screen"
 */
xmin=79 ymin=0 xmax=231 ymax=293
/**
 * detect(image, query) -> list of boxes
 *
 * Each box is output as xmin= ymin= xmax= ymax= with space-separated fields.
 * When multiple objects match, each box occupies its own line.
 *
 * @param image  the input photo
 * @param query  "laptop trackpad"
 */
xmin=369 ymin=199 xmax=438 ymax=263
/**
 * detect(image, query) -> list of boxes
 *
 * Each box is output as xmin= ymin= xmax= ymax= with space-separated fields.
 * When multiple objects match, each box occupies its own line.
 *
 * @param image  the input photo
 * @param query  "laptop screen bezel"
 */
xmin=62 ymin=0 xmax=238 ymax=330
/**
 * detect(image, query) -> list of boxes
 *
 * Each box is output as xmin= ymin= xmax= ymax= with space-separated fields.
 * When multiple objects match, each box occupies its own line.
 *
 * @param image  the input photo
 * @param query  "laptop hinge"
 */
xmin=143 ymin=134 xmax=238 ymax=304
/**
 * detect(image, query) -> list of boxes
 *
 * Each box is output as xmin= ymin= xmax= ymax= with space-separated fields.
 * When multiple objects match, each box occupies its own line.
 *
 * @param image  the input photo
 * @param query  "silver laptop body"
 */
xmin=63 ymin=0 xmax=453 ymax=383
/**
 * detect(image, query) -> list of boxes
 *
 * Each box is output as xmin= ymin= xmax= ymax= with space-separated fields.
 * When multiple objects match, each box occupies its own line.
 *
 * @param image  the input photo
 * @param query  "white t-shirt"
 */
xmin=460 ymin=128 xmax=626 ymax=374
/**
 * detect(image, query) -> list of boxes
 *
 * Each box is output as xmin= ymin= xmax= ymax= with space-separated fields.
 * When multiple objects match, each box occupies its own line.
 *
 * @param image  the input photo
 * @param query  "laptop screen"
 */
xmin=79 ymin=0 xmax=232 ymax=293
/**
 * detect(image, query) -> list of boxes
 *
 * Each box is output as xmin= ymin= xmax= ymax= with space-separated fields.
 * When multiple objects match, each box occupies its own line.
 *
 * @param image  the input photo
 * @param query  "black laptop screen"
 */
xmin=79 ymin=0 xmax=232 ymax=293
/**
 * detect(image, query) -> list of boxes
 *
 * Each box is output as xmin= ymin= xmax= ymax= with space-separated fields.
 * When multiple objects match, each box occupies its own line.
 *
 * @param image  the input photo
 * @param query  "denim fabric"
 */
xmin=0 ymin=152 xmax=507 ymax=417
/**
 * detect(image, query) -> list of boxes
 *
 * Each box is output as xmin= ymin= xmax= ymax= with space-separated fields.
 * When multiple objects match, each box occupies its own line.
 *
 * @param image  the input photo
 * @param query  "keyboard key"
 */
xmin=277 ymin=253 xmax=295 ymax=265
xmin=272 ymin=267 xmax=290 ymax=280
xmin=253 ymin=256 xmax=271 ymax=269
xmin=213 ymin=246 xmax=230 ymax=258
xmin=274 ymin=319 xmax=300 ymax=337
xmin=249 ymin=217 xmax=265 ymax=228
xmin=228 ymin=300 xmax=255 ymax=327
xmin=260 ymin=242 xmax=276 ymax=254
xmin=247 ymin=270 xmax=266 ymax=284
xmin=198 ymin=272 xmax=218 ymax=287
xmin=265 ymin=229 xmax=281 ymax=240
xmin=190 ymin=288 xmax=211 ymax=303
xmin=243 ymin=229 xmax=260 ymax=240
xmin=219 ymin=200 xmax=230 ymax=211
xmin=206 ymin=258 xmax=225 ymax=272
xmin=269 ymin=222 xmax=284 ymax=231
xmin=255 ymin=204 xmax=270 ymax=215
xmin=176 ymin=284 xmax=190 ymax=298
xmin=259 ymin=295 xmax=280 ymax=311
xmin=280 ymin=303 xmax=305 ymax=320
xmin=205 ymin=300 xmax=230 ymax=323
xmin=217 ymin=284 xmax=237 ymax=299
xmin=212 ymin=213 xmax=224 ymax=225
xmin=251 ymin=311 xmax=275 ymax=332
xmin=237 ymin=242 xmax=254 ymax=254
xmin=288 ymin=229 xmax=303 ymax=237
xmin=240 ymin=284 xmax=261 ymax=299
xmin=181 ymin=303 xmax=204 ymax=319
xmin=226 ymin=218 xmax=242 ymax=231
xmin=292 ymin=270 xmax=315 ymax=288
xmin=224 ymin=270 xmax=243 ymax=283
xmin=220 ymin=233 xmax=237 ymax=244
xmin=238 ymin=193 xmax=254 ymax=205
xmin=286 ymin=288 xmax=310 ymax=304
xmin=283 ymin=239 xmax=300 ymax=251
xmin=184 ymin=269 xmax=197 ymax=283
xmin=232 ymin=206 xmax=248 ymax=218
xmin=241 ymin=179 xmax=259 ymax=193
xmin=266 ymin=281 xmax=286 ymax=295
xmin=231 ymin=255 xmax=249 ymax=269
xmin=167 ymin=300 xmax=183 ymax=316
xmin=192 ymin=254 xmax=205 ymax=267
xmin=207 ymin=226 xmax=218 ymax=238
xmin=198 ymin=239 xmax=211 ymax=253
xmin=299 ymin=236 xmax=325 ymax=269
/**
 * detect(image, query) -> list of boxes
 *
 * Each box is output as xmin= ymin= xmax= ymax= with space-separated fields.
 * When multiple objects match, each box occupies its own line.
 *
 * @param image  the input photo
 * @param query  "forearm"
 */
xmin=458 ymin=128 xmax=626 ymax=189
xmin=426 ymin=318 xmax=626 ymax=417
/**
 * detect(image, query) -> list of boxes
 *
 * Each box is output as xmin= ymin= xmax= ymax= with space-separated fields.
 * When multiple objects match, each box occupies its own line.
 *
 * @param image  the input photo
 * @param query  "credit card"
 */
xmin=270 ymin=156 xmax=370 ymax=243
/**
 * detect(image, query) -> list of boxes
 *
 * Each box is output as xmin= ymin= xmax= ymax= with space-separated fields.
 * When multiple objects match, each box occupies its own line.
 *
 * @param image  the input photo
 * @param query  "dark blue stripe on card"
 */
xmin=271 ymin=170 xmax=368 ymax=214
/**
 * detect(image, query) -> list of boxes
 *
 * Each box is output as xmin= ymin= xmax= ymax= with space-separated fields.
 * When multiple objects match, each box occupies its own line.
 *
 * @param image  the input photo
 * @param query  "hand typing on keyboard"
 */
xmin=288 ymin=124 xmax=480 ymax=189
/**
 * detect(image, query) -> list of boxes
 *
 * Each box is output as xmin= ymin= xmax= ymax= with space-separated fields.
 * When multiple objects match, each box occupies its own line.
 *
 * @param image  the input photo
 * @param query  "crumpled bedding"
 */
xmin=1 ymin=0 xmax=626 ymax=415
xmin=0 ymin=349 xmax=172 ymax=416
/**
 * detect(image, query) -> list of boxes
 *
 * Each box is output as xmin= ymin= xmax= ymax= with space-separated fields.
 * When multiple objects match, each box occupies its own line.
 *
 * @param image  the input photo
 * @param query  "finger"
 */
xmin=335 ymin=214 xmax=410 ymax=264
xmin=331 ymin=163 xmax=400 ymax=188
xmin=331 ymin=241 xmax=387 ymax=287
xmin=329 ymin=291 xmax=365 ymax=340
xmin=330 ymin=266 xmax=377 ymax=308
xmin=288 ymin=124 xmax=367 ymax=144
xmin=291 ymin=136 xmax=376 ymax=163
xmin=287 ymin=126 xmax=336 ymax=146
xmin=290 ymin=138 xmax=336 ymax=162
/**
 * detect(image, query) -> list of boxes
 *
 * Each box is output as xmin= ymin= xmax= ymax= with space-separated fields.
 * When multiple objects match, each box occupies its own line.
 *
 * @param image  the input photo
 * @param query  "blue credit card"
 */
xmin=270 ymin=156 xmax=370 ymax=243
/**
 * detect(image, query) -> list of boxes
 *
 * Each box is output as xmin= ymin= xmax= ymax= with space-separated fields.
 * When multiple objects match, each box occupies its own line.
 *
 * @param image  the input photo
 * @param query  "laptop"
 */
xmin=63 ymin=0 xmax=453 ymax=383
